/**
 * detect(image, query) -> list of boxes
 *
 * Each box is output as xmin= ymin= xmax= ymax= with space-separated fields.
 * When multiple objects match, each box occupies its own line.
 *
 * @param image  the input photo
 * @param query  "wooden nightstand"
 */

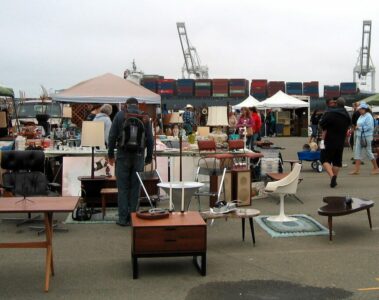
xmin=131 ymin=211 xmax=207 ymax=279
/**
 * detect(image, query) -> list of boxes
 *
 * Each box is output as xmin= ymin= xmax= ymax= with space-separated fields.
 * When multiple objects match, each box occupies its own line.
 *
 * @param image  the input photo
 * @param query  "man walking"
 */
xmin=319 ymin=97 xmax=351 ymax=188
xmin=108 ymin=98 xmax=153 ymax=226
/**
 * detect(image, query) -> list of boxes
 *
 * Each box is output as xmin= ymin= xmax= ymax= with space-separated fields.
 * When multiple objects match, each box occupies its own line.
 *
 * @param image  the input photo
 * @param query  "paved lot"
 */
xmin=0 ymin=137 xmax=378 ymax=299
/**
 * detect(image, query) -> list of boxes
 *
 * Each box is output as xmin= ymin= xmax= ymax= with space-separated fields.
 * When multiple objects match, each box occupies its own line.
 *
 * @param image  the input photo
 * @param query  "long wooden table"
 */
xmin=0 ymin=196 xmax=79 ymax=292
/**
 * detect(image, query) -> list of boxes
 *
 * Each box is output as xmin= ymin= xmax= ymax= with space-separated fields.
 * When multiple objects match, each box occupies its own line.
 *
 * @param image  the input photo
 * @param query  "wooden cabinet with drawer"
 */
xmin=131 ymin=212 xmax=207 ymax=279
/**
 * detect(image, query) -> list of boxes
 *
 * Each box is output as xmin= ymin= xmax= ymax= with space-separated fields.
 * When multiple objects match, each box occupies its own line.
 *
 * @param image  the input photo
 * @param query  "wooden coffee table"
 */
xmin=0 ymin=196 xmax=79 ymax=292
xmin=131 ymin=211 xmax=207 ymax=279
xmin=318 ymin=196 xmax=374 ymax=241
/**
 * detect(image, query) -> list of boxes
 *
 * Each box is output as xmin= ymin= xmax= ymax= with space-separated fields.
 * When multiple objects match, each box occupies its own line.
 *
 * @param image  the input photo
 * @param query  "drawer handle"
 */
xmin=164 ymin=239 xmax=177 ymax=242
xmin=164 ymin=227 xmax=177 ymax=231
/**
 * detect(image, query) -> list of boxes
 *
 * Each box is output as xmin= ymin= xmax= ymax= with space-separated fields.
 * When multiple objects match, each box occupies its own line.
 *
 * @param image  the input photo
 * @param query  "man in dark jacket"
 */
xmin=108 ymin=98 xmax=153 ymax=226
xmin=319 ymin=97 xmax=351 ymax=188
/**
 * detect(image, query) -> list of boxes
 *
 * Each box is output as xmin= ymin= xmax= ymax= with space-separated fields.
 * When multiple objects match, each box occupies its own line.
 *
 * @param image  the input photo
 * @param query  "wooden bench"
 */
xmin=200 ymin=208 xmax=260 ymax=244
xmin=100 ymin=188 xmax=118 ymax=219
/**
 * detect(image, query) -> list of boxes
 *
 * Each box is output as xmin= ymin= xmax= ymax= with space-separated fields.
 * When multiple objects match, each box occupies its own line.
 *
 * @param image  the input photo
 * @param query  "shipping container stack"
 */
xmin=340 ymin=82 xmax=357 ymax=96
xmin=324 ymin=85 xmax=340 ymax=100
xmin=195 ymin=79 xmax=212 ymax=97
xmin=157 ymin=79 xmax=176 ymax=96
xmin=229 ymin=79 xmax=248 ymax=98
xmin=250 ymin=79 xmax=268 ymax=100
xmin=303 ymin=81 xmax=319 ymax=98
xmin=267 ymin=81 xmax=285 ymax=97
xmin=212 ymin=79 xmax=229 ymax=97
xmin=140 ymin=78 xmax=158 ymax=93
xmin=286 ymin=82 xmax=303 ymax=95
xmin=176 ymin=79 xmax=195 ymax=97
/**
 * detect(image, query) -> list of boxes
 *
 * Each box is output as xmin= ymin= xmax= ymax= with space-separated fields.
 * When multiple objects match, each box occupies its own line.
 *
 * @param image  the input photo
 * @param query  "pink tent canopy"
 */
xmin=52 ymin=73 xmax=160 ymax=104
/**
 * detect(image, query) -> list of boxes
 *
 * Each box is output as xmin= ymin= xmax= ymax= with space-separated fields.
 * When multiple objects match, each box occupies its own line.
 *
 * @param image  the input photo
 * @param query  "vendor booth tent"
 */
xmin=361 ymin=93 xmax=379 ymax=106
xmin=256 ymin=91 xmax=309 ymax=109
xmin=256 ymin=91 xmax=309 ymax=137
xmin=0 ymin=85 xmax=14 ymax=97
xmin=52 ymin=73 xmax=160 ymax=104
xmin=232 ymin=95 xmax=261 ymax=110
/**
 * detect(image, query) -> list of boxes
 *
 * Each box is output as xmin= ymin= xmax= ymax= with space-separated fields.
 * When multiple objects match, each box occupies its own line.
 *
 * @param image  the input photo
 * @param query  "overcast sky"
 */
xmin=1 ymin=0 xmax=378 ymax=97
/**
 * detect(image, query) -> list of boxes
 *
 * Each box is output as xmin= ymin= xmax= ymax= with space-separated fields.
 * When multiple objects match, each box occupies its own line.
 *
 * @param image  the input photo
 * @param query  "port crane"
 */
xmin=353 ymin=20 xmax=376 ymax=92
xmin=176 ymin=22 xmax=208 ymax=79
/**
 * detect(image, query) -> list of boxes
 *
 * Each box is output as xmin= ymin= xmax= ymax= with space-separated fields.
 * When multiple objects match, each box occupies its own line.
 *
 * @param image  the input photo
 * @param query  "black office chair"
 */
xmin=1 ymin=150 xmax=66 ymax=233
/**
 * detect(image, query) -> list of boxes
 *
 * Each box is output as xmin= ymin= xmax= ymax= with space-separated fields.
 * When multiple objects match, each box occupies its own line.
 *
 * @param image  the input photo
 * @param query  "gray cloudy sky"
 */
xmin=1 ymin=0 xmax=378 ymax=97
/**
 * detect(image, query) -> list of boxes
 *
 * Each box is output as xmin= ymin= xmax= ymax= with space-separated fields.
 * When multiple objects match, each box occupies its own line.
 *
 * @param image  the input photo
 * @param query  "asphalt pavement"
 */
xmin=0 ymin=137 xmax=378 ymax=300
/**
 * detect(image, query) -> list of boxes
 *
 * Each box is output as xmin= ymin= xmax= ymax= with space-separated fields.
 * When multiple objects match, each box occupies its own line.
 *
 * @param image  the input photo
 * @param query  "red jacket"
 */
xmin=251 ymin=112 xmax=262 ymax=133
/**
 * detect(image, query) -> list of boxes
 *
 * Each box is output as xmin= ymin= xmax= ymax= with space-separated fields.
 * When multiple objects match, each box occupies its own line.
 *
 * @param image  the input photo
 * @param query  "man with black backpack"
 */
xmin=108 ymin=98 xmax=153 ymax=226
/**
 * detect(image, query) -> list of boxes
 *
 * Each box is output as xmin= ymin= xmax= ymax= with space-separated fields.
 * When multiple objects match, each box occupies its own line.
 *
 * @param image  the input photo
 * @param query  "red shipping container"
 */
xmin=212 ymin=79 xmax=229 ymax=97
xmin=267 ymin=81 xmax=285 ymax=97
xmin=251 ymin=79 xmax=268 ymax=94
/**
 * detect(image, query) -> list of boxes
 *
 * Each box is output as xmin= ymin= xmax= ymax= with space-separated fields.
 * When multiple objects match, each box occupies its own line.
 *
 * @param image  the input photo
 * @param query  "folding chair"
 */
xmin=136 ymin=169 xmax=166 ymax=210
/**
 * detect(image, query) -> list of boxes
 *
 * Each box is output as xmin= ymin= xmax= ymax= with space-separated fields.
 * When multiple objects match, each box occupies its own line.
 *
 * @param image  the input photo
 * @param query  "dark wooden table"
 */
xmin=131 ymin=211 xmax=207 ymax=279
xmin=0 ymin=196 xmax=79 ymax=292
xmin=318 ymin=196 xmax=374 ymax=241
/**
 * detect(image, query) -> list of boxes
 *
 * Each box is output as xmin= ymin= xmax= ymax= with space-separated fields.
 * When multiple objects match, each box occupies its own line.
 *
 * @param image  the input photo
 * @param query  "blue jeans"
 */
xmin=115 ymin=153 xmax=144 ymax=224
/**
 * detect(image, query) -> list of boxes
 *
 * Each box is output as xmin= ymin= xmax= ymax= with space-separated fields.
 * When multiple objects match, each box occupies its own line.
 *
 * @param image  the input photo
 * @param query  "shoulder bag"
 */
xmin=360 ymin=128 xmax=367 ymax=148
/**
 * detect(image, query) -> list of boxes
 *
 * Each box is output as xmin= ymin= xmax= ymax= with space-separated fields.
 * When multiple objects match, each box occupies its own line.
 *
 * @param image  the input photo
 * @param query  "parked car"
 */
xmin=12 ymin=99 xmax=62 ymax=127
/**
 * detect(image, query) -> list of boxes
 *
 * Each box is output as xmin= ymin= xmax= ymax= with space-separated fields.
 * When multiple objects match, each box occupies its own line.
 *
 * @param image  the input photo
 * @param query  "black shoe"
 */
xmin=330 ymin=175 xmax=337 ymax=188
xmin=116 ymin=221 xmax=130 ymax=227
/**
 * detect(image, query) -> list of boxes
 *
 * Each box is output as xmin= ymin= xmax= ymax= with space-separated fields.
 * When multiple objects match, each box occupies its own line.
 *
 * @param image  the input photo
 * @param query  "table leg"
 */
xmin=193 ymin=254 xmax=206 ymax=276
xmin=328 ymin=216 xmax=333 ymax=241
xmin=249 ymin=217 xmax=256 ymax=245
xmin=241 ymin=218 xmax=245 ymax=241
xmin=367 ymin=208 xmax=373 ymax=229
xmin=132 ymin=254 xmax=138 ymax=279
xmin=101 ymin=195 xmax=106 ymax=219
xmin=44 ymin=212 xmax=54 ymax=292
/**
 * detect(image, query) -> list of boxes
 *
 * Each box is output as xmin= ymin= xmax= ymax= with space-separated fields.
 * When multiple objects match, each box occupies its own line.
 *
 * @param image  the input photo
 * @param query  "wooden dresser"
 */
xmin=131 ymin=211 xmax=207 ymax=279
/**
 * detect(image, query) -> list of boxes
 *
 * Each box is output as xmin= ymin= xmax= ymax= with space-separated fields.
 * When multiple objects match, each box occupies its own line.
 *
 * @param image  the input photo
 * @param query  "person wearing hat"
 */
xmin=319 ymin=97 xmax=351 ymax=187
xmin=182 ymin=104 xmax=195 ymax=134
xmin=107 ymin=98 xmax=154 ymax=226
xmin=350 ymin=102 xmax=379 ymax=175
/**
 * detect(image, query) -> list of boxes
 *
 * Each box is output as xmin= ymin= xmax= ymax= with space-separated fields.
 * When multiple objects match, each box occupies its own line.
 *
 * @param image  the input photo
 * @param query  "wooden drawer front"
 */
xmin=134 ymin=226 xmax=206 ymax=253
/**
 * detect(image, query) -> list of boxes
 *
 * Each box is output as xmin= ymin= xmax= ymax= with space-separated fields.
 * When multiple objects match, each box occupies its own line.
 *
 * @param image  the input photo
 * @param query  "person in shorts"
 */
xmin=319 ymin=97 xmax=351 ymax=188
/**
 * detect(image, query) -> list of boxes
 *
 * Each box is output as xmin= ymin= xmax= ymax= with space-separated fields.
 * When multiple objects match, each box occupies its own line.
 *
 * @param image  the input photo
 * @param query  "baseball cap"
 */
xmin=358 ymin=102 xmax=369 ymax=110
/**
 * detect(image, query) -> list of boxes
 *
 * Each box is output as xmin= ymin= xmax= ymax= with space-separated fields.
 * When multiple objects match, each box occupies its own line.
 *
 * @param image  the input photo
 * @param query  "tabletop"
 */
xmin=131 ymin=211 xmax=206 ymax=227
xmin=0 ymin=196 xmax=79 ymax=213
xmin=318 ymin=197 xmax=374 ymax=216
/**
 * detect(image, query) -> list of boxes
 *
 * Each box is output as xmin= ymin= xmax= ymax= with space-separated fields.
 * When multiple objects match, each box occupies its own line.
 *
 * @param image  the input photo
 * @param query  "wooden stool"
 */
xmin=201 ymin=208 xmax=260 ymax=244
xmin=100 ymin=188 xmax=118 ymax=219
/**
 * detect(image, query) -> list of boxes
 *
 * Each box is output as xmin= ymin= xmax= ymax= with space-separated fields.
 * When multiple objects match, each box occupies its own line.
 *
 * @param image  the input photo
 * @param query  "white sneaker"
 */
xmin=319 ymin=140 xmax=325 ymax=150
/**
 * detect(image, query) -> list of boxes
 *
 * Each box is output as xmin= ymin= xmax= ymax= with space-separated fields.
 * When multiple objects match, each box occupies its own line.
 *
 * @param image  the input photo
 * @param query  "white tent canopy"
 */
xmin=232 ymin=95 xmax=261 ymax=110
xmin=52 ymin=73 xmax=161 ymax=104
xmin=256 ymin=90 xmax=309 ymax=109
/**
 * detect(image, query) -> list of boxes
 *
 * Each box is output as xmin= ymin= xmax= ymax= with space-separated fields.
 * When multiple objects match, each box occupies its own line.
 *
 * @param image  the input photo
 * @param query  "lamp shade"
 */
xmin=81 ymin=121 xmax=105 ymax=147
xmin=169 ymin=112 xmax=183 ymax=124
xmin=62 ymin=106 xmax=72 ymax=118
xmin=207 ymin=106 xmax=229 ymax=126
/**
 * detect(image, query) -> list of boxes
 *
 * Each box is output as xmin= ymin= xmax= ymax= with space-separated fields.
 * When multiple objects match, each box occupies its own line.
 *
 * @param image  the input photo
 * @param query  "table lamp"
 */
xmin=81 ymin=121 xmax=105 ymax=179
xmin=207 ymin=106 xmax=229 ymax=144
xmin=62 ymin=106 xmax=72 ymax=128
xmin=169 ymin=112 xmax=184 ymax=181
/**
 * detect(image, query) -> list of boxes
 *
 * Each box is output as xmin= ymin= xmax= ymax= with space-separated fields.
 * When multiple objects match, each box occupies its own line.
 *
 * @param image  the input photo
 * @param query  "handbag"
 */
xmin=360 ymin=129 xmax=367 ymax=148
xmin=246 ymin=127 xmax=254 ymax=136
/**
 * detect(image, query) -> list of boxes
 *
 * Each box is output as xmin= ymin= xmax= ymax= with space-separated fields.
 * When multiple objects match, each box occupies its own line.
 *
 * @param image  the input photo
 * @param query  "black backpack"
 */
xmin=119 ymin=112 xmax=149 ymax=152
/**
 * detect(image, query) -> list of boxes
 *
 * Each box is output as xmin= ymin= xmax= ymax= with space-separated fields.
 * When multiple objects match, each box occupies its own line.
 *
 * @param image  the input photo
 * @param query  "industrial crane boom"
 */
xmin=176 ymin=22 xmax=208 ymax=79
